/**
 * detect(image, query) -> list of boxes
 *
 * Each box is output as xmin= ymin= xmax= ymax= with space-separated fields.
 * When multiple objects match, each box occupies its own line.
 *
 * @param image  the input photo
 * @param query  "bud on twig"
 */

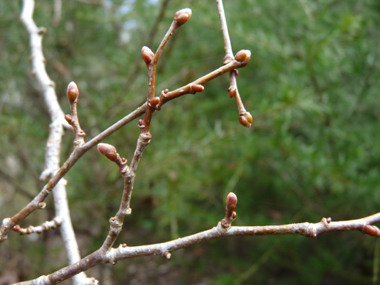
xmin=239 ymin=112 xmax=253 ymax=128
xmin=234 ymin=50 xmax=251 ymax=67
xmin=363 ymin=225 xmax=380 ymax=237
xmin=221 ymin=192 xmax=238 ymax=229
xmin=149 ymin=97 xmax=160 ymax=107
xmin=191 ymin=84 xmax=204 ymax=93
xmin=64 ymin=114 xmax=72 ymax=123
xmin=98 ymin=143 xmax=118 ymax=162
xmin=66 ymin=81 xmax=79 ymax=102
xmin=226 ymin=192 xmax=238 ymax=211
xmin=174 ymin=8 xmax=192 ymax=25
xmin=141 ymin=46 xmax=154 ymax=65
xmin=228 ymin=87 xmax=236 ymax=98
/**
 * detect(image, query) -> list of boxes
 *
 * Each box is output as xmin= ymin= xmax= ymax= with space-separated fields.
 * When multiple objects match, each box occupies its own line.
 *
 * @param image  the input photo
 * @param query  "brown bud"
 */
xmin=364 ymin=225 xmax=380 ymax=237
xmin=192 ymin=84 xmax=204 ymax=93
xmin=234 ymin=50 xmax=251 ymax=67
xmin=97 ymin=143 xmax=118 ymax=161
xmin=141 ymin=46 xmax=154 ymax=65
xmin=228 ymin=87 xmax=236 ymax=98
xmin=239 ymin=112 xmax=253 ymax=128
xmin=149 ymin=97 xmax=160 ymax=107
xmin=66 ymin=81 xmax=79 ymax=102
xmin=64 ymin=114 xmax=72 ymax=123
xmin=174 ymin=8 xmax=192 ymax=25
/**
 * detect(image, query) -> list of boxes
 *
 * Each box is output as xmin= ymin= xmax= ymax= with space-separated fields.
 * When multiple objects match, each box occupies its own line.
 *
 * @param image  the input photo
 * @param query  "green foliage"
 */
xmin=1 ymin=0 xmax=380 ymax=283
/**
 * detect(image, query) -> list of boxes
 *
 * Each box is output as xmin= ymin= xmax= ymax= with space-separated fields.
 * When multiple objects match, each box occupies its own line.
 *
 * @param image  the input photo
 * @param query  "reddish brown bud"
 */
xmin=12 ymin=225 xmax=21 ymax=232
xmin=226 ymin=192 xmax=238 ymax=207
xmin=64 ymin=114 xmax=72 ymax=123
xmin=98 ymin=143 xmax=118 ymax=161
xmin=239 ymin=112 xmax=253 ymax=128
xmin=192 ymin=84 xmax=204 ymax=93
xmin=141 ymin=46 xmax=154 ymax=65
xmin=149 ymin=97 xmax=160 ymax=107
xmin=66 ymin=81 xmax=79 ymax=102
xmin=228 ymin=87 xmax=236 ymax=98
xmin=227 ymin=204 xmax=236 ymax=211
xmin=174 ymin=8 xmax=192 ymax=25
xmin=234 ymin=50 xmax=251 ymax=67
xmin=364 ymin=225 xmax=380 ymax=237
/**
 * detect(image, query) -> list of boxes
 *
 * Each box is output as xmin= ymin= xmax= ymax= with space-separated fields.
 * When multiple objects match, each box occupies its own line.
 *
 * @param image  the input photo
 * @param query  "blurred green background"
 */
xmin=1 ymin=0 xmax=380 ymax=284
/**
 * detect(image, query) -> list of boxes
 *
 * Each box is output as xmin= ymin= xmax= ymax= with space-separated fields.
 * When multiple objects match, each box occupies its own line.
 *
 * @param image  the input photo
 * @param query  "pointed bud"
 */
xmin=239 ymin=112 xmax=253 ymax=128
xmin=66 ymin=81 xmax=79 ymax=102
xmin=98 ymin=143 xmax=118 ymax=161
xmin=234 ymin=50 xmax=251 ymax=67
xmin=141 ymin=46 xmax=154 ymax=65
xmin=174 ymin=8 xmax=192 ymax=25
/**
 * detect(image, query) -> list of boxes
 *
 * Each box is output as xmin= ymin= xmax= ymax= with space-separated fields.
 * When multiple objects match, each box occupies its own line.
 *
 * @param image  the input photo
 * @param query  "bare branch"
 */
xmin=215 ymin=0 xmax=253 ymax=127
xmin=12 ymin=217 xmax=62 ymax=235
xmin=158 ymin=53 xmax=251 ymax=106
xmin=14 ymin=209 xmax=380 ymax=284
xmin=18 ymin=1 xmax=96 ymax=284
xmin=0 ymin=101 xmax=146 ymax=243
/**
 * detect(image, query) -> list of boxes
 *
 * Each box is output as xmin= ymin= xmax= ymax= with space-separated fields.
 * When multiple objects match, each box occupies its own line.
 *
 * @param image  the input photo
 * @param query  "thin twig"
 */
xmin=13 ymin=217 xmax=62 ymax=235
xmin=215 ymin=0 xmax=253 ymax=127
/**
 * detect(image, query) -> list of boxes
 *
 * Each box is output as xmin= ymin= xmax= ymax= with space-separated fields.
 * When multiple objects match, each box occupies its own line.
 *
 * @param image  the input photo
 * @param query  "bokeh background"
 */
xmin=1 ymin=0 xmax=380 ymax=284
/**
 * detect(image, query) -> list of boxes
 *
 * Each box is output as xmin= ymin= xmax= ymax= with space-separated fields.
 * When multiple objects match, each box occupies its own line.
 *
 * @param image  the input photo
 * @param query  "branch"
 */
xmin=215 ymin=0 xmax=253 ymax=127
xmin=20 ymin=0 xmax=71 ymax=181
xmin=18 ymin=1 xmax=96 ymax=284
xmin=14 ymin=192 xmax=380 ymax=284
xmin=0 ymin=100 xmax=146 ymax=243
xmin=9 ymin=4 xmax=254 ymax=284
xmin=13 ymin=217 xmax=62 ymax=235
xmin=158 ymin=51 xmax=251 ymax=106
xmin=140 ymin=8 xmax=192 ymax=135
